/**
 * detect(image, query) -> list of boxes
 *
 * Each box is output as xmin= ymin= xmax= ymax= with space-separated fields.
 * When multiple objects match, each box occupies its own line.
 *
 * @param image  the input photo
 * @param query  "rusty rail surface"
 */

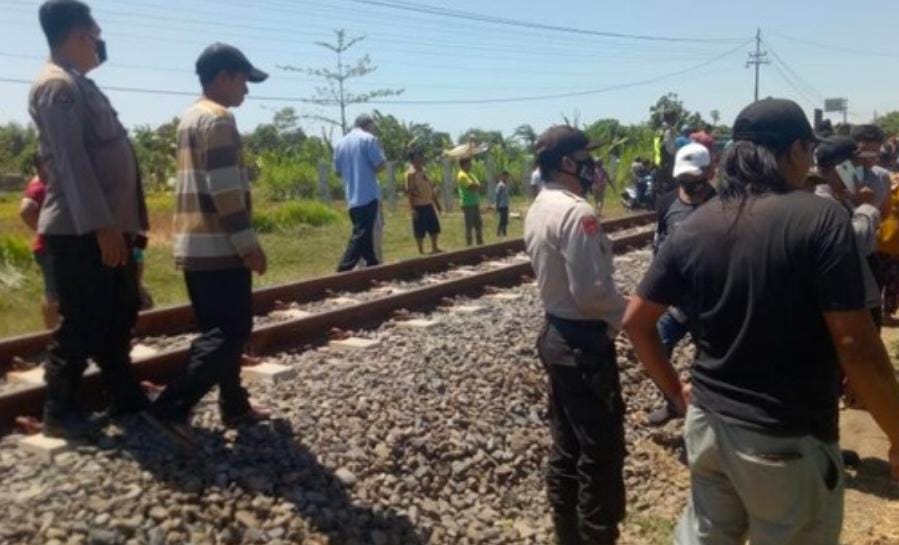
xmin=0 ymin=228 xmax=652 ymax=431
xmin=0 ymin=212 xmax=655 ymax=368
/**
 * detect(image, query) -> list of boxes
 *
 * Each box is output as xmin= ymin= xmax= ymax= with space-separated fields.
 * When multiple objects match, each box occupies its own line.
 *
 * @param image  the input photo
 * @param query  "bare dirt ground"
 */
xmin=841 ymin=323 xmax=899 ymax=545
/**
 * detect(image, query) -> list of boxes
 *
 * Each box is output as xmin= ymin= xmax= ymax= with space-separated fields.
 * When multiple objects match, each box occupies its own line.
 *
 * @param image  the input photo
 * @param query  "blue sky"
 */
xmin=2 ymin=0 xmax=899 ymax=139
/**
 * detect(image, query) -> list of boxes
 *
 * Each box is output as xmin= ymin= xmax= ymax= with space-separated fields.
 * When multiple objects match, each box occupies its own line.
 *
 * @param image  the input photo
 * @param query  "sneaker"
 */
xmin=43 ymin=410 xmax=108 ymax=440
xmin=646 ymin=403 xmax=676 ymax=427
xmin=222 ymin=405 xmax=271 ymax=428
xmin=140 ymin=412 xmax=196 ymax=451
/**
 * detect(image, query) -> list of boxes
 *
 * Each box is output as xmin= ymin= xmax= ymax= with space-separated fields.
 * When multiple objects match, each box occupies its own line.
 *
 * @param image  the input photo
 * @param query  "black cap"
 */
xmin=732 ymin=98 xmax=818 ymax=149
xmin=815 ymin=136 xmax=857 ymax=168
xmin=535 ymin=126 xmax=600 ymax=168
xmin=196 ymin=43 xmax=268 ymax=84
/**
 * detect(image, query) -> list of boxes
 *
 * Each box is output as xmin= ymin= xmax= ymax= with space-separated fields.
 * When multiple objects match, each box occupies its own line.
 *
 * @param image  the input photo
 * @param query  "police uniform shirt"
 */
xmin=524 ymin=182 xmax=627 ymax=329
xmin=29 ymin=58 xmax=144 ymax=236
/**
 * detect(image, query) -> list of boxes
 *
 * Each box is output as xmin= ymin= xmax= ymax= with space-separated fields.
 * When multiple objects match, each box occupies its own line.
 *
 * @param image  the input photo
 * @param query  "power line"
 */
xmin=762 ymin=38 xmax=826 ymax=103
xmin=0 ymin=51 xmax=655 ymax=91
xmin=767 ymin=60 xmax=820 ymax=109
xmin=334 ymin=0 xmax=749 ymax=44
xmin=89 ymin=0 xmax=735 ymax=57
xmin=0 ymin=38 xmax=751 ymax=106
xmin=768 ymin=32 xmax=899 ymax=60
xmin=1 ymin=0 xmax=739 ymax=62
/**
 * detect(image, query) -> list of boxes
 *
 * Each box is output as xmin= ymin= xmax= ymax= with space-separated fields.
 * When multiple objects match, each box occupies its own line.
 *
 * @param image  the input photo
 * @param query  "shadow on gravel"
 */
xmin=120 ymin=417 xmax=425 ymax=544
xmin=844 ymin=457 xmax=899 ymax=500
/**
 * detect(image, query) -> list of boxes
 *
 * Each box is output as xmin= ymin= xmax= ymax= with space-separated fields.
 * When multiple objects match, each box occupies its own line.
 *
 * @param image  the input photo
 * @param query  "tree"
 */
xmin=367 ymin=111 xmax=450 ymax=161
xmin=512 ymin=124 xmax=537 ymax=151
xmin=648 ymin=92 xmax=704 ymax=130
xmin=245 ymin=108 xmax=308 ymax=157
xmin=281 ymin=29 xmax=404 ymax=135
xmin=0 ymin=122 xmax=38 ymax=176
xmin=371 ymin=111 xmax=413 ymax=161
xmin=710 ymin=109 xmax=721 ymax=127
xmin=876 ymin=111 xmax=899 ymax=137
xmin=458 ymin=128 xmax=505 ymax=148
xmin=132 ymin=118 xmax=178 ymax=189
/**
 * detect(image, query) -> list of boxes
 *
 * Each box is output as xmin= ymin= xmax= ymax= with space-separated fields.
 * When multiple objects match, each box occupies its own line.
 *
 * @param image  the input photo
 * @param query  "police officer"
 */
xmin=29 ymin=0 xmax=149 ymax=438
xmin=524 ymin=126 xmax=628 ymax=545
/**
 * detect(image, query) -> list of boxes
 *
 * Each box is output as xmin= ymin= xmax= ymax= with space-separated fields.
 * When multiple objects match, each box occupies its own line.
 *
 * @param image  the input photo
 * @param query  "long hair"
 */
xmin=716 ymin=140 xmax=791 ymax=202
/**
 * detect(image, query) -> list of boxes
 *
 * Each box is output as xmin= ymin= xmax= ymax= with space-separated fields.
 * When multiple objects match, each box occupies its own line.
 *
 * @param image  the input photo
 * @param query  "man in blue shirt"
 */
xmin=334 ymin=113 xmax=386 ymax=271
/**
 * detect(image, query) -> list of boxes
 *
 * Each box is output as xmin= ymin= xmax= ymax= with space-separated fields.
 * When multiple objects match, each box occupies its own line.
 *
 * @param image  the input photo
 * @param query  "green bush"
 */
xmin=274 ymin=200 xmax=340 ymax=228
xmin=256 ymin=153 xmax=320 ymax=201
xmin=253 ymin=200 xmax=341 ymax=233
xmin=252 ymin=211 xmax=280 ymax=234
xmin=0 ymin=235 xmax=31 ymax=267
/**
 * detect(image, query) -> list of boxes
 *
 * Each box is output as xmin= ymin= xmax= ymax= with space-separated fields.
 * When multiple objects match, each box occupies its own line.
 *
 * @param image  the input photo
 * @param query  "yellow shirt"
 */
xmin=406 ymin=167 xmax=435 ymax=207
xmin=457 ymin=170 xmax=481 ymax=206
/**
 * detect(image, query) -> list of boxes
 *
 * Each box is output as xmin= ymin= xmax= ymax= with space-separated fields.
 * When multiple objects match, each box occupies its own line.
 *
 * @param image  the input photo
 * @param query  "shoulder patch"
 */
xmin=580 ymin=215 xmax=600 ymax=237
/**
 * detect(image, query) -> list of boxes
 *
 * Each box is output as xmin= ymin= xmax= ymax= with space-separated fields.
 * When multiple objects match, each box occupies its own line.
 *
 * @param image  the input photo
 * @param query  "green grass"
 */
xmin=0 ymin=190 xmax=625 ymax=337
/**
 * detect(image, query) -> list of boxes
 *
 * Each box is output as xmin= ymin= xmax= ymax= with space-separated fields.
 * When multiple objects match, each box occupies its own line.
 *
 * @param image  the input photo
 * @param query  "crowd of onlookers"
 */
xmin=16 ymin=2 xmax=899 ymax=545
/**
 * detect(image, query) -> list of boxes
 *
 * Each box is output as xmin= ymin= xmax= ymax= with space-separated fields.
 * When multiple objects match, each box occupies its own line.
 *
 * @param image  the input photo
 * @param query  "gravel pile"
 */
xmin=0 ymin=243 xmax=693 ymax=545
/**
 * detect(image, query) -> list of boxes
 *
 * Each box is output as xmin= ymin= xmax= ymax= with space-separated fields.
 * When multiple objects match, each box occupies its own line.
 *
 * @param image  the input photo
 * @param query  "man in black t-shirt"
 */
xmin=646 ymin=142 xmax=716 ymax=427
xmin=623 ymin=98 xmax=899 ymax=545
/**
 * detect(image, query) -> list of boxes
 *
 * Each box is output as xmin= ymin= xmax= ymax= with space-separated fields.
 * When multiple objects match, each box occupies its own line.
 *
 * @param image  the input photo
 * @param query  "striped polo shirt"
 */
xmin=173 ymin=98 xmax=258 ymax=270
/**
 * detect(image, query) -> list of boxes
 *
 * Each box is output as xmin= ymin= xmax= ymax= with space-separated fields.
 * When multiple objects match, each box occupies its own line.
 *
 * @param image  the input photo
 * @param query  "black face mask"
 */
xmin=95 ymin=39 xmax=107 ymax=65
xmin=563 ymin=156 xmax=597 ymax=194
xmin=680 ymin=179 xmax=709 ymax=197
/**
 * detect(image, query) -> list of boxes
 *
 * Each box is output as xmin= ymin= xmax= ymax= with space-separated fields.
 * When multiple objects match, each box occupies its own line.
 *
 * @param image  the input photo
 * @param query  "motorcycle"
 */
xmin=621 ymin=173 xmax=656 ymax=211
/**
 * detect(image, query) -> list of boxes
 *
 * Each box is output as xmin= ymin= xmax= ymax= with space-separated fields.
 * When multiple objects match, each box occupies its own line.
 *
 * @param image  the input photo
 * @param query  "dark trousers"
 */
xmin=537 ymin=316 xmax=626 ymax=545
xmin=337 ymin=199 xmax=380 ymax=272
xmin=496 ymin=206 xmax=509 ymax=236
xmin=150 ymin=268 xmax=252 ymax=421
xmin=43 ymin=234 xmax=144 ymax=416
xmin=462 ymin=205 xmax=483 ymax=246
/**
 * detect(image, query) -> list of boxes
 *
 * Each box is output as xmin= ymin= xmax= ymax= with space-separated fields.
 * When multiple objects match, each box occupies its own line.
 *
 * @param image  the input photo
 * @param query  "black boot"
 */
xmin=553 ymin=512 xmax=584 ymax=545
xmin=102 ymin=366 xmax=150 ymax=418
xmin=43 ymin=408 xmax=108 ymax=439
xmin=44 ymin=367 xmax=108 ymax=439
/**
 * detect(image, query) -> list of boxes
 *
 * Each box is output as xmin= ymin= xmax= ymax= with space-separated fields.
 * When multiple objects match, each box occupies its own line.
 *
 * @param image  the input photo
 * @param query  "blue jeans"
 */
xmin=657 ymin=307 xmax=689 ymax=357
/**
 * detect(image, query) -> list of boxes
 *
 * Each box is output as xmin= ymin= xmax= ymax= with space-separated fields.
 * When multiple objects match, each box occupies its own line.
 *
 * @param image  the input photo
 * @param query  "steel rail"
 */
xmin=0 ymin=226 xmax=654 ymax=432
xmin=0 ymin=212 xmax=655 ymax=368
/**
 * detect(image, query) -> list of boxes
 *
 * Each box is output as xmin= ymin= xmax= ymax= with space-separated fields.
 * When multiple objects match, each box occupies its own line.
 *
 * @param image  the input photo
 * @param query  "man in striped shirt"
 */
xmin=144 ymin=43 xmax=268 ymax=447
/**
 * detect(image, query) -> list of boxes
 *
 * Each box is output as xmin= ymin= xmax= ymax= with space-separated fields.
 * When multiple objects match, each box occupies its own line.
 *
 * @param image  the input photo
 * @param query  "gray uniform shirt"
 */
xmin=524 ymin=182 xmax=626 ymax=331
xmin=29 ymin=59 xmax=144 ymax=236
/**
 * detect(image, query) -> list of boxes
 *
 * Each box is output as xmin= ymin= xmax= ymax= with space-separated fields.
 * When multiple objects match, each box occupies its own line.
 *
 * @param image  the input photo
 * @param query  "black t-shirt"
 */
xmin=654 ymin=189 xmax=715 ymax=253
xmin=637 ymin=191 xmax=865 ymax=441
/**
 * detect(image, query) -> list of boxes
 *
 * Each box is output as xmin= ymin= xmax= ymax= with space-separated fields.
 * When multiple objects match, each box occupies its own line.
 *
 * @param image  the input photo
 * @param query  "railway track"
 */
xmin=0 ymin=212 xmax=655 ymax=432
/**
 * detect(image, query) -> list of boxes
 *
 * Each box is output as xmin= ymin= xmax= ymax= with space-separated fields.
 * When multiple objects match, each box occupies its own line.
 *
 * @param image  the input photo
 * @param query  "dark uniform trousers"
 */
xmin=537 ymin=315 xmax=626 ymax=545
xmin=44 ymin=234 xmax=145 ymax=416
xmin=337 ymin=198 xmax=380 ymax=271
xmin=150 ymin=268 xmax=252 ymax=421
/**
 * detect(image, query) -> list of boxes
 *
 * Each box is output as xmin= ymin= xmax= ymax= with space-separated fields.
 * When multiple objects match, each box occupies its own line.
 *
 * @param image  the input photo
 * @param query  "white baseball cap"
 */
xmin=673 ymin=142 xmax=711 ymax=178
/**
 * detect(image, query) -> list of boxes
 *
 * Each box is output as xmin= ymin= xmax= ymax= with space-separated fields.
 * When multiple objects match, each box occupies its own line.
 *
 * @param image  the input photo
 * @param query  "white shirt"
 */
xmin=530 ymin=168 xmax=544 ymax=188
xmin=524 ymin=182 xmax=626 ymax=330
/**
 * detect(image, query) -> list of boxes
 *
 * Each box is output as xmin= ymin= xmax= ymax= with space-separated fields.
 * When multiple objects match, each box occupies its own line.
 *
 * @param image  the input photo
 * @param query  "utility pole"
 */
xmin=746 ymin=28 xmax=769 ymax=102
